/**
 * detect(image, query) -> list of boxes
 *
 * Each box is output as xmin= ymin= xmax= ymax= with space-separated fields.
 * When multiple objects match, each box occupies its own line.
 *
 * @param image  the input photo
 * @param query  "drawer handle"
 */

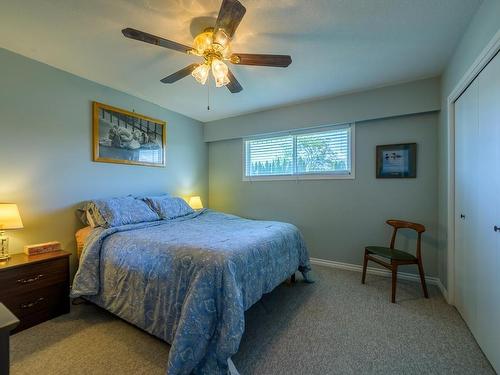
xmin=17 ymin=274 xmax=44 ymax=284
xmin=20 ymin=297 xmax=45 ymax=309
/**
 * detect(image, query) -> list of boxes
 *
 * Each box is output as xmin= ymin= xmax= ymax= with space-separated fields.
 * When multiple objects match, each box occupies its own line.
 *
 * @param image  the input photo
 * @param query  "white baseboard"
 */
xmin=310 ymin=257 xmax=449 ymax=301
xmin=435 ymin=279 xmax=449 ymax=302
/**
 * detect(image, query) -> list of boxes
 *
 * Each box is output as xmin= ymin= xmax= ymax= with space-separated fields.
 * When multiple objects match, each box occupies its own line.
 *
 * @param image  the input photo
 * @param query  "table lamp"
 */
xmin=188 ymin=196 xmax=203 ymax=210
xmin=0 ymin=204 xmax=24 ymax=261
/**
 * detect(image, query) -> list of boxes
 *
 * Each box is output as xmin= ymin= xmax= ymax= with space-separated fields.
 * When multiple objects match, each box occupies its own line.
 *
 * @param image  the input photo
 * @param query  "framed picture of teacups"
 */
xmin=93 ymin=102 xmax=166 ymax=167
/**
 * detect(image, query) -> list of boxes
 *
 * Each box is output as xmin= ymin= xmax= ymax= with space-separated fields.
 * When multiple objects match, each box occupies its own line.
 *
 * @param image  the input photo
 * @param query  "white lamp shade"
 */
xmin=188 ymin=196 xmax=203 ymax=210
xmin=0 ymin=204 xmax=24 ymax=230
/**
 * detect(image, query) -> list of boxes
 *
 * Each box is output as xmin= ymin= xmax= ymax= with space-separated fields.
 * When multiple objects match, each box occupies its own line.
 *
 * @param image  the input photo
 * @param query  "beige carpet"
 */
xmin=10 ymin=266 xmax=495 ymax=374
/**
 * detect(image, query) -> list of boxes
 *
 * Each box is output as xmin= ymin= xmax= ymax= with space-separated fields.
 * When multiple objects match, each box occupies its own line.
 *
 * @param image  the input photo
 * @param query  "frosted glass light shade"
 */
xmin=192 ymin=64 xmax=210 ymax=85
xmin=0 ymin=204 xmax=24 ymax=230
xmin=211 ymin=59 xmax=230 ymax=87
xmin=213 ymin=30 xmax=232 ymax=58
xmin=213 ymin=29 xmax=229 ymax=48
xmin=188 ymin=196 xmax=203 ymax=210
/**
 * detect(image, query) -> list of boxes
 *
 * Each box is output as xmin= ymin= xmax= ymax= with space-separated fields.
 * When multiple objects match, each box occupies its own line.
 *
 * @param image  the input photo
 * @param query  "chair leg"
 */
xmin=417 ymin=260 xmax=429 ymax=298
xmin=361 ymin=250 xmax=368 ymax=284
xmin=391 ymin=262 xmax=398 ymax=303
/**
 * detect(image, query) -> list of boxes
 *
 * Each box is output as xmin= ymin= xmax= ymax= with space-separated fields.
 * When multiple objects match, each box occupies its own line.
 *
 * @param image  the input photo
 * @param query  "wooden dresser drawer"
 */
xmin=2 ymin=283 xmax=69 ymax=333
xmin=0 ymin=258 xmax=68 ymax=298
xmin=0 ymin=251 xmax=71 ymax=333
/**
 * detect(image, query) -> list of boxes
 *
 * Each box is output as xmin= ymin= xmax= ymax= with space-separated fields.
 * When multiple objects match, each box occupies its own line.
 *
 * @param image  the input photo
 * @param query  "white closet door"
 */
xmin=476 ymin=52 xmax=500 ymax=372
xmin=454 ymin=80 xmax=479 ymax=336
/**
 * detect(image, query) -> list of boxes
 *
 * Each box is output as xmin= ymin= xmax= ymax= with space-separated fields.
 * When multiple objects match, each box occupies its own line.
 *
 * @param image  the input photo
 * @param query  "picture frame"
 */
xmin=376 ymin=143 xmax=416 ymax=178
xmin=92 ymin=101 xmax=166 ymax=167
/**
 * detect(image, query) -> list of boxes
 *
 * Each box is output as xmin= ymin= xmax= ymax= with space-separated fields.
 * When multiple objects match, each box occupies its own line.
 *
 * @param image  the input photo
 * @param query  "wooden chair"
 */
xmin=362 ymin=219 xmax=428 ymax=303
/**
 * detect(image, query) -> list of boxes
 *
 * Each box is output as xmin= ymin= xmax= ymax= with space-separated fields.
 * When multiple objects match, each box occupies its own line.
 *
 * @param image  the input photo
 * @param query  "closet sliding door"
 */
xmin=454 ymin=51 xmax=500 ymax=373
xmin=454 ymin=80 xmax=479 ymax=336
xmin=475 ymin=52 xmax=500 ymax=372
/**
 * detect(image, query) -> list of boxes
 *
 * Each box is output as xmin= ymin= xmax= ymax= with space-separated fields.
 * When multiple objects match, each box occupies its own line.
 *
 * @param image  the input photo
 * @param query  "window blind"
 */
xmin=245 ymin=135 xmax=294 ymax=176
xmin=244 ymin=124 xmax=352 ymax=179
xmin=296 ymin=128 xmax=350 ymax=174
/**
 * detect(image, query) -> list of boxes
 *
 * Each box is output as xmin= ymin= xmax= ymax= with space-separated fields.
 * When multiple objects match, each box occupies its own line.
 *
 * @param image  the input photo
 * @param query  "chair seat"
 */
xmin=365 ymin=246 xmax=416 ymax=261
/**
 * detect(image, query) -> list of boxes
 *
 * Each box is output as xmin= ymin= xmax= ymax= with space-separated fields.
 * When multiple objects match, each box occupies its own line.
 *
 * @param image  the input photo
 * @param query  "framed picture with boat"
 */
xmin=92 ymin=101 xmax=166 ymax=167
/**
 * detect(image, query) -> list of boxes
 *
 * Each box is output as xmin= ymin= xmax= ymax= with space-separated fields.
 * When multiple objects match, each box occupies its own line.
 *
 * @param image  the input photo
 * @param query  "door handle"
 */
xmin=494 ymin=225 xmax=500 ymax=232
xmin=460 ymin=214 xmax=466 ymax=219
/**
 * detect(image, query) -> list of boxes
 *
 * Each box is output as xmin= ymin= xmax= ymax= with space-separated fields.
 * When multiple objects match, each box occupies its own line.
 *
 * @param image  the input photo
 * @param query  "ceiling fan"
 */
xmin=121 ymin=0 xmax=292 ymax=94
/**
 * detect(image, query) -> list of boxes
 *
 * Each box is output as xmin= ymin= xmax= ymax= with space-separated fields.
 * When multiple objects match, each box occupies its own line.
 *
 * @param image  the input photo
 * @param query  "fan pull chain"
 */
xmin=207 ymin=78 xmax=211 ymax=111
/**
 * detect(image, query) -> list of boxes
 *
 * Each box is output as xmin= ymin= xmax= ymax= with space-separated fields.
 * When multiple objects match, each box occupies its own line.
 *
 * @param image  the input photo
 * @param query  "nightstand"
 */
xmin=0 ymin=251 xmax=71 ymax=333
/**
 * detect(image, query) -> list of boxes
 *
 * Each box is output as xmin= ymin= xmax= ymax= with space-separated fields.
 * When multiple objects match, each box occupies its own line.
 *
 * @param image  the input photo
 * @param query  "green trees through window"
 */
xmin=245 ymin=125 xmax=352 ymax=178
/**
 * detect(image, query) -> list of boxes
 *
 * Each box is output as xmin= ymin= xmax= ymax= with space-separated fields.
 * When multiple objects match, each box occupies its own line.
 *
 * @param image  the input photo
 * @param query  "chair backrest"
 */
xmin=386 ymin=219 xmax=426 ymax=259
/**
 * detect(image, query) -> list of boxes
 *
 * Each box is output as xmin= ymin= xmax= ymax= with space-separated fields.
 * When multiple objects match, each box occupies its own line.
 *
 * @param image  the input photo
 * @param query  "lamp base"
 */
xmin=0 ymin=231 xmax=10 ymax=261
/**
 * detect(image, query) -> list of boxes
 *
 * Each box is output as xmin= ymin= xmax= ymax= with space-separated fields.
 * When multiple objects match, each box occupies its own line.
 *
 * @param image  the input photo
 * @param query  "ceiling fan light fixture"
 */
xmin=213 ymin=29 xmax=229 ymax=48
xmin=211 ymin=59 xmax=230 ymax=87
xmin=215 ymin=74 xmax=230 ymax=88
xmin=192 ymin=63 xmax=210 ymax=85
xmin=214 ymin=41 xmax=232 ymax=59
xmin=123 ymin=0 xmax=291 ymax=94
xmin=192 ymin=30 xmax=213 ymax=55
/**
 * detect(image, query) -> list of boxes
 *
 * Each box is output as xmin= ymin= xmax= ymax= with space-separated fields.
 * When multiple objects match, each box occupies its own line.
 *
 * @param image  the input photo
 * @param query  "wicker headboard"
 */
xmin=75 ymin=226 xmax=92 ymax=259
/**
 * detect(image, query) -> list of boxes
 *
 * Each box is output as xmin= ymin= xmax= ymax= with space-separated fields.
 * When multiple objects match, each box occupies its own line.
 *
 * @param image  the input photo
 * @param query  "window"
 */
xmin=244 ymin=124 xmax=354 ymax=180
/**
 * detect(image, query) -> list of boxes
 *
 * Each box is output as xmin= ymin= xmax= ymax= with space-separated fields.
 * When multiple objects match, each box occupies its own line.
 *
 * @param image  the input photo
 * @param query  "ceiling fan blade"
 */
xmin=160 ymin=64 xmax=199 ymax=84
xmin=122 ymin=28 xmax=191 ymax=54
xmin=231 ymin=53 xmax=292 ymax=67
xmin=214 ymin=0 xmax=246 ymax=39
xmin=226 ymin=69 xmax=243 ymax=93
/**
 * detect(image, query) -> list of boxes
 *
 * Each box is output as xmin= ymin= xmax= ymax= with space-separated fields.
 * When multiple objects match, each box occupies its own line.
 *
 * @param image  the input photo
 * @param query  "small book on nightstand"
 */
xmin=23 ymin=241 xmax=61 ymax=256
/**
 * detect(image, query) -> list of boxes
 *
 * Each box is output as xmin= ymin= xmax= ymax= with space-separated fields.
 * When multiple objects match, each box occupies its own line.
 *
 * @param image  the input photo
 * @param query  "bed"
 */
xmin=71 ymin=208 xmax=312 ymax=375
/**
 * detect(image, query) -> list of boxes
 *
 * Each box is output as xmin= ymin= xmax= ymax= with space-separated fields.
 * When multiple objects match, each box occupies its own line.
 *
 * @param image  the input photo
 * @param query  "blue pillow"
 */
xmin=134 ymin=192 xmax=171 ymax=200
xmin=143 ymin=196 xmax=194 ymax=220
xmin=90 ymin=196 xmax=160 ymax=228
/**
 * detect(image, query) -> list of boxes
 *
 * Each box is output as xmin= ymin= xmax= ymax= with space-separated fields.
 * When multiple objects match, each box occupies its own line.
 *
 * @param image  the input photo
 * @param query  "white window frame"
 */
xmin=242 ymin=123 xmax=356 ymax=181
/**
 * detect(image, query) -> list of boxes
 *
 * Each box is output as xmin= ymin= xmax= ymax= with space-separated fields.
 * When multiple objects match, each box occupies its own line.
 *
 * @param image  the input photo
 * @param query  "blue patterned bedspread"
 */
xmin=71 ymin=209 xmax=311 ymax=374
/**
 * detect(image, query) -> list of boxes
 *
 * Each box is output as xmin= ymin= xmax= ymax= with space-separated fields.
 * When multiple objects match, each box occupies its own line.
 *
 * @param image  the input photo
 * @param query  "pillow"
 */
xmin=77 ymin=202 xmax=107 ymax=228
xmin=143 ymin=196 xmax=194 ymax=220
xmin=78 ymin=194 xmax=171 ymax=227
xmin=134 ymin=192 xmax=171 ymax=200
xmin=76 ymin=208 xmax=89 ymax=226
xmin=77 ymin=203 xmax=106 ymax=228
xmin=75 ymin=226 xmax=93 ymax=259
xmin=89 ymin=196 xmax=160 ymax=228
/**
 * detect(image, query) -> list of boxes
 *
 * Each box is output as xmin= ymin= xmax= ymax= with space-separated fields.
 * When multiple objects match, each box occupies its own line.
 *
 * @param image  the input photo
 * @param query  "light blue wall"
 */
xmin=438 ymin=0 xmax=500 ymax=288
xmin=204 ymin=77 xmax=440 ymax=142
xmin=208 ymin=105 xmax=439 ymax=276
xmin=0 ymin=48 xmax=207 ymax=271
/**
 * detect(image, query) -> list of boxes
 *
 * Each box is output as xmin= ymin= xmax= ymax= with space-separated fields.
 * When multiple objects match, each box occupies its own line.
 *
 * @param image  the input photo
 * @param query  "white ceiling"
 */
xmin=0 ymin=0 xmax=481 ymax=122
